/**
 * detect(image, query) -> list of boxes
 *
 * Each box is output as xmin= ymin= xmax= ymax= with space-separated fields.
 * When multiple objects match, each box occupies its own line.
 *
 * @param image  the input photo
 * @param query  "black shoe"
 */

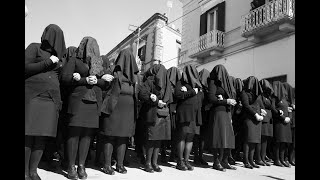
xmin=67 ymin=165 xmax=79 ymax=180
xmin=213 ymin=163 xmax=226 ymax=172
xmin=116 ymin=165 xmax=127 ymax=174
xmin=289 ymin=160 xmax=295 ymax=166
xmin=184 ymin=160 xmax=194 ymax=171
xmin=199 ymin=158 xmax=208 ymax=165
xmin=262 ymin=160 xmax=271 ymax=166
xmin=29 ymin=172 xmax=41 ymax=180
xmin=77 ymin=165 xmax=87 ymax=179
xmin=176 ymin=160 xmax=188 ymax=171
xmin=221 ymin=162 xmax=237 ymax=170
xmin=255 ymin=160 xmax=266 ymax=166
xmin=249 ymin=161 xmax=260 ymax=168
xmin=244 ymin=163 xmax=253 ymax=169
xmin=144 ymin=163 xmax=154 ymax=173
xmin=102 ymin=165 xmax=115 ymax=175
xmin=281 ymin=160 xmax=291 ymax=168
xmin=152 ymin=164 xmax=162 ymax=172
xmin=228 ymin=156 xmax=236 ymax=165
xmin=274 ymin=160 xmax=284 ymax=167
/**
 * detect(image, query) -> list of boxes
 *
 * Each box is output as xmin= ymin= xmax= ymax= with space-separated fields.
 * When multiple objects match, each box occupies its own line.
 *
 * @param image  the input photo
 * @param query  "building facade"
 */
xmin=106 ymin=13 xmax=181 ymax=73
xmin=178 ymin=0 xmax=295 ymax=87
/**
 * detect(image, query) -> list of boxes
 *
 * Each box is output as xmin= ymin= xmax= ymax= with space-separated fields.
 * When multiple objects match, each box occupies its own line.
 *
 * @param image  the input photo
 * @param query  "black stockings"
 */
xmin=25 ymin=136 xmax=46 ymax=176
xmin=145 ymin=140 xmax=161 ymax=165
xmin=102 ymin=136 xmax=128 ymax=167
xmin=177 ymin=132 xmax=194 ymax=161
xmin=243 ymin=142 xmax=256 ymax=164
xmin=67 ymin=126 xmax=93 ymax=167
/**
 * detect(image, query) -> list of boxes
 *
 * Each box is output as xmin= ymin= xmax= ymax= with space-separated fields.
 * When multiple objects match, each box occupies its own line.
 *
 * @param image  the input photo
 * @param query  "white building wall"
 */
xmin=197 ymin=34 xmax=295 ymax=87
xmin=161 ymin=27 xmax=181 ymax=69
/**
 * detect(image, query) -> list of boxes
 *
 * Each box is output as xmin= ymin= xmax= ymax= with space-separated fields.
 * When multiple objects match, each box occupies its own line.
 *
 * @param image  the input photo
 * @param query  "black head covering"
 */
xmin=282 ymin=82 xmax=295 ymax=105
xmin=167 ymin=67 xmax=181 ymax=88
xmin=259 ymin=79 xmax=274 ymax=97
xmin=66 ymin=46 xmax=77 ymax=58
xmin=40 ymin=24 xmax=67 ymax=60
xmin=181 ymin=64 xmax=202 ymax=88
xmin=114 ymin=48 xmax=139 ymax=84
xmin=199 ymin=68 xmax=210 ymax=90
xmin=210 ymin=64 xmax=236 ymax=99
xmin=272 ymin=81 xmax=287 ymax=101
xmin=76 ymin=36 xmax=104 ymax=76
xmin=229 ymin=75 xmax=237 ymax=98
xmin=144 ymin=64 xmax=173 ymax=103
xmin=243 ymin=76 xmax=263 ymax=97
xmin=234 ymin=78 xmax=244 ymax=95
xmin=101 ymin=55 xmax=111 ymax=73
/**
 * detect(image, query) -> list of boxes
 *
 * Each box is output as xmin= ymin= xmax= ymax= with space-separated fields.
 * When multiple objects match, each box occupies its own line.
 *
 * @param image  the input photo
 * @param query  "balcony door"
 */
xmin=207 ymin=8 xmax=218 ymax=33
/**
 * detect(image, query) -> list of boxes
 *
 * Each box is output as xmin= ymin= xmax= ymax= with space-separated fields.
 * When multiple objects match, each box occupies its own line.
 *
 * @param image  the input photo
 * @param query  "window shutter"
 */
xmin=217 ymin=1 xmax=226 ymax=32
xmin=199 ymin=13 xmax=207 ymax=36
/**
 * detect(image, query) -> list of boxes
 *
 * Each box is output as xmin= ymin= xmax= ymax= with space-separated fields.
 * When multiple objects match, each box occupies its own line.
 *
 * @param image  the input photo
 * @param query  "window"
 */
xmin=177 ymin=47 xmax=181 ymax=64
xmin=207 ymin=8 xmax=218 ymax=32
xmin=138 ymin=45 xmax=146 ymax=61
xmin=264 ymin=74 xmax=287 ymax=85
xmin=200 ymin=1 xmax=225 ymax=36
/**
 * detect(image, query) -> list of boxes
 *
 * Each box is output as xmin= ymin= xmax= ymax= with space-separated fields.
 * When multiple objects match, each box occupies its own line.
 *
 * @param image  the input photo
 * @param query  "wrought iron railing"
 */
xmin=189 ymin=29 xmax=225 ymax=56
xmin=241 ymin=0 xmax=295 ymax=36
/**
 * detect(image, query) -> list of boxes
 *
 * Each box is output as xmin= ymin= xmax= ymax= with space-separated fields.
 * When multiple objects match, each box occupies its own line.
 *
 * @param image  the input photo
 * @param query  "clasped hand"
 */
xmin=86 ymin=75 xmax=97 ymax=85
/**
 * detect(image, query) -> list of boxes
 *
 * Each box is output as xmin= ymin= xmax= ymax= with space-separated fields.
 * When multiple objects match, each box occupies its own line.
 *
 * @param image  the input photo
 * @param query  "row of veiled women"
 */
xmin=25 ymin=24 xmax=295 ymax=180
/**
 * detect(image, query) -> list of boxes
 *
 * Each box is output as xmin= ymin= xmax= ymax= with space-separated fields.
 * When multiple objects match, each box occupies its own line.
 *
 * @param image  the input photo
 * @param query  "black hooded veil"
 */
xmin=259 ymin=79 xmax=274 ymax=97
xmin=101 ymin=48 xmax=139 ymax=115
xmin=282 ymin=82 xmax=295 ymax=105
xmin=272 ymin=81 xmax=287 ymax=102
xmin=210 ymin=64 xmax=236 ymax=99
xmin=199 ymin=68 xmax=210 ymax=90
xmin=243 ymin=76 xmax=263 ymax=97
xmin=167 ymin=67 xmax=181 ymax=88
xmin=181 ymin=64 xmax=202 ymax=89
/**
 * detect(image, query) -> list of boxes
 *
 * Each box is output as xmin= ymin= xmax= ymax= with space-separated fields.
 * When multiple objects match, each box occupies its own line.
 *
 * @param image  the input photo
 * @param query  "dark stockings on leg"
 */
xmin=25 ymin=136 xmax=46 ymax=179
xmin=115 ymin=137 xmax=128 ymax=173
xmin=260 ymin=136 xmax=270 ymax=165
xmin=274 ymin=142 xmax=283 ymax=166
xmin=280 ymin=143 xmax=290 ymax=167
xmin=78 ymin=130 xmax=92 ymax=166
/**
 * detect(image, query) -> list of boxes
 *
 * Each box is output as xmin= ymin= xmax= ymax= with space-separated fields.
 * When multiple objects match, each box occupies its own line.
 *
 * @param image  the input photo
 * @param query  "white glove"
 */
xmin=50 ymin=55 xmax=59 ymax=63
xmin=73 ymin=73 xmax=81 ymax=81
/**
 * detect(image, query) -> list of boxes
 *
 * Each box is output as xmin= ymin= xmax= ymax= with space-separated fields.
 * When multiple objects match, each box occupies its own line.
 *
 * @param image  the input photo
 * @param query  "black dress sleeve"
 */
xmin=207 ymin=79 xmax=228 ymax=106
xmin=60 ymin=58 xmax=88 ymax=86
xmin=25 ymin=44 xmax=53 ymax=77
xmin=174 ymin=81 xmax=196 ymax=100
xmin=138 ymin=80 xmax=159 ymax=106
xmin=240 ymin=91 xmax=257 ymax=117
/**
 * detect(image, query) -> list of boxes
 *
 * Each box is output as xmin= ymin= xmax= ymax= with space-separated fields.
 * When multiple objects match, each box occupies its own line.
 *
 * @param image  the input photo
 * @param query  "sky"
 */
xmin=25 ymin=0 xmax=183 ymax=55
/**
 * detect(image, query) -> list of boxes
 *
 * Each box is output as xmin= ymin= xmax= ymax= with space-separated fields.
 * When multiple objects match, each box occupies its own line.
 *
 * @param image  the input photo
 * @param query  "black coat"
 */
xmin=175 ymin=81 xmax=202 ymax=125
xmin=61 ymin=57 xmax=108 ymax=116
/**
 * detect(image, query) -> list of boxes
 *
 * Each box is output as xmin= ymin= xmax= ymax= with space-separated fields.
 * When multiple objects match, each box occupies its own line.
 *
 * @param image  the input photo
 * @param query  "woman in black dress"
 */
xmin=61 ymin=37 xmax=111 ymax=179
xmin=99 ymin=48 xmax=139 ymax=175
xmin=207 ymin=64 xmax=237 ymax=171
xmin=174 ymin=64 xmax=202 ymax=171
xmin=272 ymin=81 xmax=292 ymax=167
xmin=25 ymin=24 xmax=67 ymax=180
xmin=138 ymin=64 xmax=173 ymax=172
xmin=256 ymin=79 xmax=278 ymax=166
xmin=241 ymin=76 xmax=266 ymax=169
xmin=231 ymin=78 xmax=244 ymax=162
xmin=193 ymin=68 xmax=210 ymax=166
xmin=282 ymin=82 xmax=295 ymax=166
xmin=166 ymin=67 xmax=181 ymax=162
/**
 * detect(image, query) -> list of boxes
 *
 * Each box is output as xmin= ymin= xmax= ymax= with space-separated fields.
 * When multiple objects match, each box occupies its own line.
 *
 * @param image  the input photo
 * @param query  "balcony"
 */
xmin=189 ymin=29 xmax=225 ymax=60
xmin=241 ymin=0 xmax=295 ymax=42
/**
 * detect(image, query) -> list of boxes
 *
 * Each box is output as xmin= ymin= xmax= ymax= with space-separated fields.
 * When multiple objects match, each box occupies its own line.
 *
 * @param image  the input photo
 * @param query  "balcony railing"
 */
xmin=189 ymin=29 xmax=225 ymax=58
xmin=241 ymin=0 xmax=295 ymax=37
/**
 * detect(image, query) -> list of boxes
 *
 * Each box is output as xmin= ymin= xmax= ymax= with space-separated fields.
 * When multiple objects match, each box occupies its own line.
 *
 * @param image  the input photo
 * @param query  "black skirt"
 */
xmin=146 ymin=115 xmax=171 ymax=141
xmin=244 ymin=117 xmax=261 ymax=143
xmin=261 ymin=109 xmax=273 ymax=137
xmin=274 ymin=117 xmax=292 ymax=143
xmin=208 ymin=110 xmax=235 ymax=148
xmin=25 ymin=95 xmax=58 ymax=137
xmin=68 ymin=100 xmax=99 ymax=128
xmin=100 ymin=93 xmax=135 ymax=137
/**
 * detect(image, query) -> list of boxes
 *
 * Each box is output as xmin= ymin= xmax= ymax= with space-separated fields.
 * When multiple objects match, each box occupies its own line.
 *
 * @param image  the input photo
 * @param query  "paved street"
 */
xmin=37 ymin=148 xmax=295 ymax=180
